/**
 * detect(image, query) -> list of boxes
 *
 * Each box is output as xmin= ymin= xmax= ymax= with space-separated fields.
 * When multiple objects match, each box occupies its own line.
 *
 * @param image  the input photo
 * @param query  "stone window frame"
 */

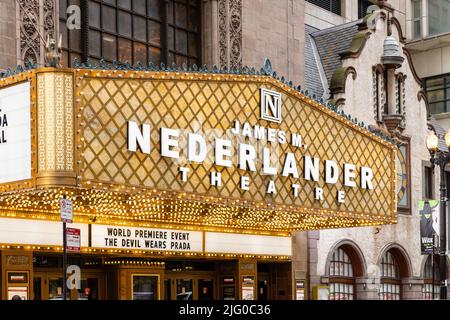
xmin=396 ymin=138 xmax=412 ymax=214
xmin=326 ymin=242 xmax=366 ymax=301
xmin=372 ymin=64 xmax=387 ymax=123
xmin=422 ymin=160 xmax=435 ymax=200
xmin=422 ymin=255 xmax=440 ymax=300
xmin=395 ymin=73 xmax=407 ymax=126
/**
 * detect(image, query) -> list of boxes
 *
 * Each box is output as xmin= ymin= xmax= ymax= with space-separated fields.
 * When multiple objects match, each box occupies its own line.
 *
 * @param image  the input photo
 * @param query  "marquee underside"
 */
xmin=0 ymin=187 xmax=396 ymax=235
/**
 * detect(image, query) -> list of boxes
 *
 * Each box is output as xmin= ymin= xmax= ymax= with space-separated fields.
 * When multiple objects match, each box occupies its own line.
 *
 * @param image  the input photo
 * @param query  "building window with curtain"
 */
xmin=329 ymin=247 xmax=355 ymax=300
xmin=358 ymin=0 xmax=373 ymax=19
xmin=429 ymin=0 xmax=450 ymax=36
xmin=411 ymin=0 xmax=421 ymax=39
xmin=59 ymin=0 xmax=201 ymax=67
xmin=423 ymin=256 xmax=439 ymax=300
xmin=424 ymin=74 xmax=450 ymax=115
xmin=423 ymin=165 xmax=434 ymax=199
xmin=379 ymin=250 xmax=401 ymax=300
xmin=306 ymin=0 xmax=341 ymax=16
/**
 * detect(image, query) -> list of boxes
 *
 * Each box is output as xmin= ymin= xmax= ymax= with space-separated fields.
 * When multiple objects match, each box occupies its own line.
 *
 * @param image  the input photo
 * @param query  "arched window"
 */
xmin=379 ymin=250 xmax=401 ymax=300
xmin=423 ymin=256 xmax=439 ymax=300
xmin=329 ymin=247 xmax=355 ymax=300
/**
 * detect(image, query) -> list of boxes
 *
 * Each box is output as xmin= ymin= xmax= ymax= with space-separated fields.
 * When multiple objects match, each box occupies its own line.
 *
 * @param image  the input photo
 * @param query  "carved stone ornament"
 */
xmin=17 ymin=0 xmax=57 ymax=66
xmin=218 ymin=0 xmax=242 ymax=69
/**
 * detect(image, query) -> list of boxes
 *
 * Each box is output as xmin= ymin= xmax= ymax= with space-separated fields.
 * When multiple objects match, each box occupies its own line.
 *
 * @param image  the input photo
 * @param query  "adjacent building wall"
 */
xmin=0 ymin=0 xmax=16 ymax=70
xmin=309 ymin=13 xmax=434 ymax=300
xmin=241 ymin=0 xmax=305 ymax=86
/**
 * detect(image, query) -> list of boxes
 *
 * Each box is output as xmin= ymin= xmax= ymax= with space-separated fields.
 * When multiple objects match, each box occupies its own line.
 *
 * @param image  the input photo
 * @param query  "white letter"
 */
xmin=282 ymin=153 xmax=299 ymax=178
xmin=231 ymin=120 xmax=240 ymax=135
xmin=238 ymin=144 xmax=256 ymax=172
xmin=267 ymin=181 xmax=277 ymax=194
xmin=278 ymin=131 xmax=287 ymax=144
xmin=263 ymin=148 xmax=277 ymax=175
xmin=215 ymin=139 xmax=232 ymax=167
xmin=66 ymin=5 xmax=81 ymax=30
xmin=291 ymin=133 xmax=302 ymax=147
xmin=187 ymin=133 xmax=206 ymax=163
xmin=179 ymin=167 xmax=190 ymax=182
xmin=128 ymin=121 xmax=151 ymax=154
xmin=241 ymin=122 xmax=252 ymax=137
xmin=210 ymin=172 xmax=222 ymax=187
xmin=314 ymin=187 xmax=324 ymax=201
xmin=337 ymin=190 xmax=346 ymax=203
xmin=67 ymin=265 xmax=81 ymax=290
xmin=160 ymin=128 xmax=179 ymax=159
xmin=344 ymin=163 xmax=356 ymax=187
xmin=267 ymin=128 xmax=277 ymax=142
xmin=325 ymin=160 xmax=339 ymax=184
xmin=304 ymin=156 xmax=319 ymax=182
xmin=254 ymin=125 xmax=265 ymax=140
xmin=292 ymin=184 xmax=300 ymax=197
xmin=240 ymin=176 xmax=250 ymax=190
xmin=360 ymin=167 xmax=374 ymax=190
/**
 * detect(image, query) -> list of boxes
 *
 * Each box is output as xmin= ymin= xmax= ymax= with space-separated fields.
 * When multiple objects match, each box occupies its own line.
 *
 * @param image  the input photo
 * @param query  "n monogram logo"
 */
xmin=260 ymin=88 xmax=282 ymax=123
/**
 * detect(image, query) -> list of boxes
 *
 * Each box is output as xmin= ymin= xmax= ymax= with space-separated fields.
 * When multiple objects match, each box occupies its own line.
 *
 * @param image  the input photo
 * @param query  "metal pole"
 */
xmin=63 ymin=221 xmax=67 ymax=300
xmin=439 ymin=159 xmax=447 ymax=300
xmin=432 ymin=236 xmax=435 ymax=299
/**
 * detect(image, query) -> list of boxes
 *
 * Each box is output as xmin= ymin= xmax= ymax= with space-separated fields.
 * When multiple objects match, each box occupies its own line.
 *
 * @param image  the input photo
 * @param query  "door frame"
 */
xmin=257 ymin=272 xmax=271 ymax=300
xmin=165 ymin=271 xmax=217 ymax=300
xmin=33 ymin=269 xmax=105 ymax=300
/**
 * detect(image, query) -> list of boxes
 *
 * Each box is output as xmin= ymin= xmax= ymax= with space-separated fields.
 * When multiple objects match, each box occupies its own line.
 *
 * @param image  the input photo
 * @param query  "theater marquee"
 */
xmin=0 ymin=66 xmax=397 ymax=234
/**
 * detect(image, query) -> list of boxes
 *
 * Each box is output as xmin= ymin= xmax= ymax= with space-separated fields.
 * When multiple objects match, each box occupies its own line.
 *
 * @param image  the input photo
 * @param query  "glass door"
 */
xmin=132 ymin=274 xmax=159 ymax=300
xmin=176 ymin=279 xmax=193 ymax=300
xmin=33 ymin=276 xmax=42 ymax=300
xmin=33 ymin=272 xmax=104 ymax=300
xmin=198 ymin=279 xmax=214 ymax=300
xmin=258 ymin=279 xmax=269 ymax=300
xmin=47 ymin=277 xmax=65 ymax=300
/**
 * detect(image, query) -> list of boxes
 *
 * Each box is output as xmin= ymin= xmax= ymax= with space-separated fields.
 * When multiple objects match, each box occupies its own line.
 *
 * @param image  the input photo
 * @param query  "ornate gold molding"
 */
xmin=36 ymin=69 xmax=76 ymax=187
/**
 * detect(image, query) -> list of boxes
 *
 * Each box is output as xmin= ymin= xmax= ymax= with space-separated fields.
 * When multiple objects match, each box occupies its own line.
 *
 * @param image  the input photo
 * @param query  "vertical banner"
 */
xmin=419 ymin=200 xmax=439 ymax=255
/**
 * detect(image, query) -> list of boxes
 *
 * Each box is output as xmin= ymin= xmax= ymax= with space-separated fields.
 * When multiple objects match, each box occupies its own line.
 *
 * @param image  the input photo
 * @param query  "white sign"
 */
xmin=260 ymin=88 xmax=282 ymax=123
xmin=205 ymin=232 xmax=292 ymax=256
xmin=66 ymin=228 xmax=80 ymax=252
xmin=8 ymin=287 xmax=28 ymax=300
xmin=0 ymin=218 xmax=88 ymax=246
xmin=0 ymin=82 xmax=31 ymax=184
xmin=91 ymin=224 xmax=203 ymax=253
xmin=60 ymin=198 xmax=73 ymax=223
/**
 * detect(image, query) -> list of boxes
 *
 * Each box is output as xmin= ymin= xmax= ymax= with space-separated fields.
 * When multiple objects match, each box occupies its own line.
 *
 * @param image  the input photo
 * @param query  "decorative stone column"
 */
xmin=202 ymin=0 xmax=242 ymax=69
xmin=292 ymin=231 xmax=309 ymax=300
xmin=16 ymin=0 xmax=57 ymax=66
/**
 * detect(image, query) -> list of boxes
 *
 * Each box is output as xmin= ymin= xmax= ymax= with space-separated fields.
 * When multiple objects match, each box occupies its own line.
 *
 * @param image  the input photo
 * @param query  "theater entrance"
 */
xmin=33 ymin=271 xmax=104 ymax=300
xmin=32 ymin=254 xmax=105 ymax=300
xmin=164 ymin=274 xmax=216 ymax=300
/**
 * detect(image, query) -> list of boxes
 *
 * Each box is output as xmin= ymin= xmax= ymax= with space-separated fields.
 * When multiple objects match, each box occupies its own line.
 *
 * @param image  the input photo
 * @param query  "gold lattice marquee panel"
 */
xmin=0 ymin=68 xmax=397 ymax=234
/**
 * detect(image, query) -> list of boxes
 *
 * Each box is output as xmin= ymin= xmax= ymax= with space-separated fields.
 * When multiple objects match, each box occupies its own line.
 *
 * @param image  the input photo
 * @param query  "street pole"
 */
xmin=63 ymin=221 xmax=67 ymax=300
xmin=438 ymin=155 xmax=448 ymax=300
xmin=432 ymin=235 xmax=435 ymax=299
xmin=426 ymin=130 xmax=450 ymax=300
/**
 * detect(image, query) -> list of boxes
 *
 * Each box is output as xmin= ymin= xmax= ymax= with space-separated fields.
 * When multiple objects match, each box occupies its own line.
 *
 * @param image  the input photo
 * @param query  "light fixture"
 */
xmin=445 ymin=129 xmax=450 ymax=148
xmin=426 ymin=132 xmax=439 ymax=152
